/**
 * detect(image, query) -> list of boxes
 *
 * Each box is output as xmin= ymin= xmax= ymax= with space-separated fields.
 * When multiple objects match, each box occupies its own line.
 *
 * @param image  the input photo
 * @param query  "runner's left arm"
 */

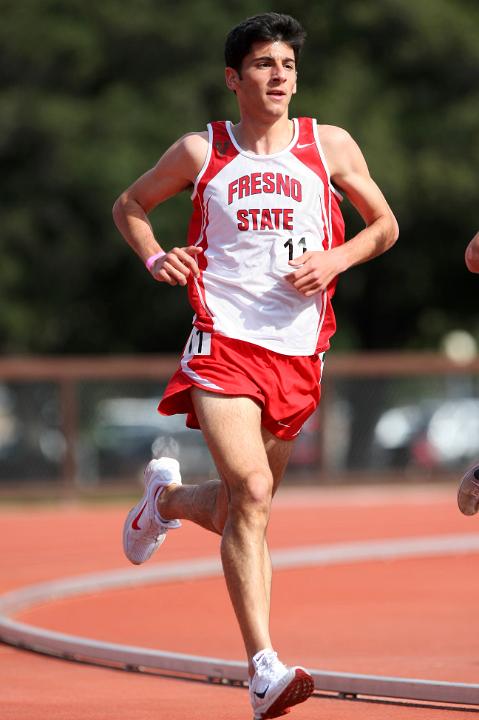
xmin=286 ymin=125 xmax=399 ymax=297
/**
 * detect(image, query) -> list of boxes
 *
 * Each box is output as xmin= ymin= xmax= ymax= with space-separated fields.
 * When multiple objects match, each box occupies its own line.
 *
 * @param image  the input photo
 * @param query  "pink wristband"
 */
xmin=145 ymin=251 xmax=166 ymax=272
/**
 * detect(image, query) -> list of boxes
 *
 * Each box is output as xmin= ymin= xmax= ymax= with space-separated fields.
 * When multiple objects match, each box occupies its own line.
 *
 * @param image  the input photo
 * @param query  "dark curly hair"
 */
xmin=224 ymin=13 xmax=306 ymax=74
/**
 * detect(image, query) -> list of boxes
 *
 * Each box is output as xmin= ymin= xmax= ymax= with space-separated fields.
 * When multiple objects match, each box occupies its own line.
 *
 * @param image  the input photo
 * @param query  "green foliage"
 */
xmin=1 ymin=0 xmax=478 ymax=353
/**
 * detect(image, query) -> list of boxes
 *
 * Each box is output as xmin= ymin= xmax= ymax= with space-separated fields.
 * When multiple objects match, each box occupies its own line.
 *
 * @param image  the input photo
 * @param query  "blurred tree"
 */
xmin=0 ymin=0 xmax=478 ymax=354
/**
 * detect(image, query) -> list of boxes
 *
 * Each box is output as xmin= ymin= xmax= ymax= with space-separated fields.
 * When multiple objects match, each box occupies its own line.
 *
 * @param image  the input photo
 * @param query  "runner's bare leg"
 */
xmin=192 ymin=391 xmax=272 ymax=667
xmin=259 ymin=428 xmax=293 ymax=623
xmin=159 ymin=390 xmax=293 ymax=671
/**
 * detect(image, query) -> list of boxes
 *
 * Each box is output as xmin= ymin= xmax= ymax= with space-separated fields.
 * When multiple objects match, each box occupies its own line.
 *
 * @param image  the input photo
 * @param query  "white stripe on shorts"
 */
xmin=180 ymin=357 xmax=224 ymax=392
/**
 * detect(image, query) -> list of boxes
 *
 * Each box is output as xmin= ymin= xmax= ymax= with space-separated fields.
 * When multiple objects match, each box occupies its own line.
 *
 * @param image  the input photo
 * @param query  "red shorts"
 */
xmin=158 ymin=330 xmax=324 ymax=441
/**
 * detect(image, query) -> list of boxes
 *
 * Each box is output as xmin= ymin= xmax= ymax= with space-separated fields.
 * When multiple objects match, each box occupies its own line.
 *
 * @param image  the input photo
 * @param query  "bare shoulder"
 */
xmin=176 ymin=130 xmax=209 ymax=161
xmin=161 ymin=130 xmax=209 ymax=180
xmin=316 ymin=124 xmax=366 ymax=176
xmin=317 ymin=124 xmax=353 ymax=148
xmin=122 ymin=130 xmax=210 ymax=210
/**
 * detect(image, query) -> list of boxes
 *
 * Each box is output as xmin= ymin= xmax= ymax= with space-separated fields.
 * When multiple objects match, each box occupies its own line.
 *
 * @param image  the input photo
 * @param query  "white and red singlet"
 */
xmin=187 ymin=116 xmax=345 ymax=356
xmin=158 ymin=118 xmax=345 ymax=438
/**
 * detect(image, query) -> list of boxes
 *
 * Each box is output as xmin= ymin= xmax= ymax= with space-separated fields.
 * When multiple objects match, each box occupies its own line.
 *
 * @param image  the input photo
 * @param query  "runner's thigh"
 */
xmin=191 ymin=389 xmax=271 ymax=488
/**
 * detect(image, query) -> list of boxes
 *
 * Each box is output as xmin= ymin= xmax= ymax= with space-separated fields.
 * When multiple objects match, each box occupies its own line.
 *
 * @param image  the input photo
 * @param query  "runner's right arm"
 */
xmin=112 ymin=132 xmax=208 ymax=285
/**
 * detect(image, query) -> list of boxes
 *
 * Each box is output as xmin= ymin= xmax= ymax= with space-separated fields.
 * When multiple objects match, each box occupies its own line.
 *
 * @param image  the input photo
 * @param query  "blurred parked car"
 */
xmin=0 ymin=383 xmax=65 ymax=482
xmin=373 ymin=398 xmax=479 ymax=470
xmin=0 ymin=385 xmax=20 ymax=462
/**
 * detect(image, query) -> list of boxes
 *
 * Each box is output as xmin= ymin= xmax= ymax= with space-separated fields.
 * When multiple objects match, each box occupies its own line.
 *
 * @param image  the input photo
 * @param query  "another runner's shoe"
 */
xmin=249 ymin=649 xmax=314 ymax=720
xmin=123 ymin=458 xmax=182 ymax=565
xmin=458 ymin=463 xmax=479 ymax=516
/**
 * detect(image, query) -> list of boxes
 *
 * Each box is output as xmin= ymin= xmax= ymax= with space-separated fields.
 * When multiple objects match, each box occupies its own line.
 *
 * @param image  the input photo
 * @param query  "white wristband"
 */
xmin=145 ymin=251 xmax=166 ymax=273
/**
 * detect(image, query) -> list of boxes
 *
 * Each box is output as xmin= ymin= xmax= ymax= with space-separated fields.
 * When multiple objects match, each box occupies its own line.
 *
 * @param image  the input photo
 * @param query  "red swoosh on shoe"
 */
xmin=132 ymin=501 xmax=147 ymax=530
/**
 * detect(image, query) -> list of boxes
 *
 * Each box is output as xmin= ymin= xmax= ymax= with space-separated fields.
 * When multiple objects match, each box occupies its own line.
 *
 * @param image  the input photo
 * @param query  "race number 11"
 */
xmin=284 ymin=237 xmax=307 ymax=261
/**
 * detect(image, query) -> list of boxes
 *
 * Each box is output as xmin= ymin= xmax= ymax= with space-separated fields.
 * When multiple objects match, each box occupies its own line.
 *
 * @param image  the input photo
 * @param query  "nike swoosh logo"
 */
xmin=297 ymin=142 xmax=315 ymax=149
xmin=254 ymin=685 xmax=269 ymax=699
xmin=277 ymin=421 xmax=290 ymax=427
xmin=132 ymin=501 xmax=147 ymax=530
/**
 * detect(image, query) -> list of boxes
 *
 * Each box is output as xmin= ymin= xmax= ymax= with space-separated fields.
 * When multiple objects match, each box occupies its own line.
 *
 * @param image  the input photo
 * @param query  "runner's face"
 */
xmin=226 ymin=40 xmax=297 ymax=118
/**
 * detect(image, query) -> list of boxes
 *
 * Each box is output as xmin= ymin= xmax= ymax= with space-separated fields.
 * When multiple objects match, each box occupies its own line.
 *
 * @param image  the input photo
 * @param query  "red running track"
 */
xmin=1 ymin=483 xmax=478 ymax=719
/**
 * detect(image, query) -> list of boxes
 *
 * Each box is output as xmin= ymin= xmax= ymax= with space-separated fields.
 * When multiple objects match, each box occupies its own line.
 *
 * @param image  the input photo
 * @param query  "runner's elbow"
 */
xmin=465 ymin=250 xmax=479 ymax=273
xmin=385 ymin=211 xmax=399 ymax=249
xmin=112 ymin=193 xmax=127 ymax=223
xmin=112 ymin=192 xmax=142 ymax=226
xmin=465 ymin=234 xmax=479 ymax=273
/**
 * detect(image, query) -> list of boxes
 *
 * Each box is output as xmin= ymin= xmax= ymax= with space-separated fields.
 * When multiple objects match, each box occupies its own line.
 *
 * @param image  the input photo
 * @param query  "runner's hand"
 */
xmin=151 ymin=246 xmax=202 ymax=286
xmin=285 ymin=249 xmax=345 ymax=296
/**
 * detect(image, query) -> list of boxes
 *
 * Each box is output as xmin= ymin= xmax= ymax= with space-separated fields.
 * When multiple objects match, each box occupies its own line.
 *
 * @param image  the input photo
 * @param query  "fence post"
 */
xmin=59 ymin=378 xmax=78 ymax=496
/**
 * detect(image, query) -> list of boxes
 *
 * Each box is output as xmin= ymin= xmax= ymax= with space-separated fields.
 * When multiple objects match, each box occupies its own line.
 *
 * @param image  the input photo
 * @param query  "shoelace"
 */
xmin=141 ymin=517 xmax=178 ymax=546
xmin=135 ymin=507 xmax=165 ymax=543
xmin=137 ymin=526 xmax=162 ymax=544
xmin=255 ymin=651 xmax=285 ymax=683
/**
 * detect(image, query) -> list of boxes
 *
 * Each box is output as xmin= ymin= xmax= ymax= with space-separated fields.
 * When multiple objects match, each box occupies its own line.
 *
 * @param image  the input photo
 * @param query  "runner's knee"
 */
xmin=228 ymin=470 xmax=273 ymax=520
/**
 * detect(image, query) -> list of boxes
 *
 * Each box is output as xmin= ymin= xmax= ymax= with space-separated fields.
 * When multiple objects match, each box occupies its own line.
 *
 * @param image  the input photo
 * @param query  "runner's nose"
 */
xmin=271 ymin=63 xmax=287 ymax=82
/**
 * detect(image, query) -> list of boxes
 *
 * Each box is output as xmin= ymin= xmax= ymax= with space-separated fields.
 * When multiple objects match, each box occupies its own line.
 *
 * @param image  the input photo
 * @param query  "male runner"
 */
xmin=113 ymin=13 xmax=398 ymax=719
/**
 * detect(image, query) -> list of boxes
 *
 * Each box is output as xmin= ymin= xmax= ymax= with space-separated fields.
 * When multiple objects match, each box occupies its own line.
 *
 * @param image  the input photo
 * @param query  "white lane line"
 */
xmin=1 ymin=533 xmax=479 ymax=706
xmin=1 ymin=533 xmax=479 ymax=613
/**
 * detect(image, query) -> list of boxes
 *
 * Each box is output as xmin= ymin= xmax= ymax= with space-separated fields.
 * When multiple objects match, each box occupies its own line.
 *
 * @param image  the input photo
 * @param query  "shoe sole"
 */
xmin=258 ymin=668 xmax=314 ymax=720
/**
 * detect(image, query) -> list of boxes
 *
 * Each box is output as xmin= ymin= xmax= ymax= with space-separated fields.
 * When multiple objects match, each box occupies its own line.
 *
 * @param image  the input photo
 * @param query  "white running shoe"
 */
xmin=249 ymin=649 xmax=314 ymax=720
xmin=123 ymin=458 xmax=182 ymax=565
xmin=458 ymin=463 xmax=479 ymax=516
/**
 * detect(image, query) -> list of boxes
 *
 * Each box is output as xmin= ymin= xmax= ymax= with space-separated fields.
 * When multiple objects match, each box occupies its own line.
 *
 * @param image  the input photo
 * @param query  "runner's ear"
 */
xmin=225 ymin=67 xmax=240 ymax=92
